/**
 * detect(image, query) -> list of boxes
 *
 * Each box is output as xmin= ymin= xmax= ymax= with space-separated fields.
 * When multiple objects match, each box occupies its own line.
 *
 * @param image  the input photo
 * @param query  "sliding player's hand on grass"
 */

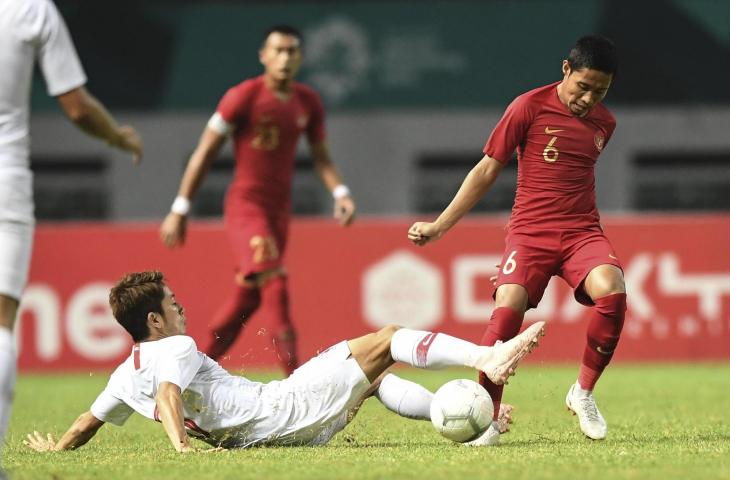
xmin=179 ymin=446 xmax=228 ymax=454
xmin=23 ymin=431 xmax=58 ymax=452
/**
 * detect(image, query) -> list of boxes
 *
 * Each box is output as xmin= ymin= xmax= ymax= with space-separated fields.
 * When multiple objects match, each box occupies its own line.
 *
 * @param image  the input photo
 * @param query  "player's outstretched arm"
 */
xmin=154 ymin=382 xmax=225 ymax=453
xmin=159 ymin=128 xmax=226 ymax=249
xmin=408 ymin=154 xmax=504 ymax=246
xmin=310 ymin=142 xmax=356 ymax=226
xmin=23 ymin=411 xmax=105 ymax=452
xmin=155 ymin=381 xmax=193 ymax=452
xmin=56 ymin=87 xmax=143 ymax=165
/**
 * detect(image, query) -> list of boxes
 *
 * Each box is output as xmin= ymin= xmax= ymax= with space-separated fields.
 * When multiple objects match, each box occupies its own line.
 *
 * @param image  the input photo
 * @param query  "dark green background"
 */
xmin=32 ymin=0 xmax=730 ymax=111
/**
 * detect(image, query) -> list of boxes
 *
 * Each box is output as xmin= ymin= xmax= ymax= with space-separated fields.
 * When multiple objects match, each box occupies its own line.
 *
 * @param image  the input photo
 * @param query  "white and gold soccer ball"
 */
xmin=430 ymin=379 xmax=493 ymax=443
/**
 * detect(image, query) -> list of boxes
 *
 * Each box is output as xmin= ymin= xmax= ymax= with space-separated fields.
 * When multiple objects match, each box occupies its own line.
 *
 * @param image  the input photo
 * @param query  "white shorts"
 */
xmin=255 ymin=341 xmax=370 ymax=447
xmin=0 ymin=168 xmax=34 ymax=300
xmin=0 ymin=221 xmax=33 ymax=300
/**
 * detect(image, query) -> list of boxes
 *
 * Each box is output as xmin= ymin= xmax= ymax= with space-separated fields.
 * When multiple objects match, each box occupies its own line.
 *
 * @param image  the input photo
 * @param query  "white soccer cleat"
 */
xmin=565 ymin=382 xmax=607 ymax=440
xmin=474 ymin=321 xmax=545 ymax=385
xmin=464 ymin=420 xmax=501 ymax=446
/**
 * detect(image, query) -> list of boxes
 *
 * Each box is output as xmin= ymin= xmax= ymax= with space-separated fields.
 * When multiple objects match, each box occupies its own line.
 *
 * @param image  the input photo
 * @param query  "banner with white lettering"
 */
xmin=18 ymin=216 xmax=730 ymax=371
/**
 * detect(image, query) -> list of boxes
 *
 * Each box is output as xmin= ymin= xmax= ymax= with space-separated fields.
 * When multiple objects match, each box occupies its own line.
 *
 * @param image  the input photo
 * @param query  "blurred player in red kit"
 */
xmin=160 ymin=25 xmax=355 ymax=374
xmin=409 ymin=35 xmax=624 ymax=444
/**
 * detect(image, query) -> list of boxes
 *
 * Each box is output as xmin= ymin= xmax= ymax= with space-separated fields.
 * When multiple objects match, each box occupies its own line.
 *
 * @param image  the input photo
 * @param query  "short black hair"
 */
xmin=109 ymin=271 xmax=166 ymax=342
xmin=567 ymin=35 xmax=618 ymax=76
xmin=261 ymin=25 xmax=303 ymax=48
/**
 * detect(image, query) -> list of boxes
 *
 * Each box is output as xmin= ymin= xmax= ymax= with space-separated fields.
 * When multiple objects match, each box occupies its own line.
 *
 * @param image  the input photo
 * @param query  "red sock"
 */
xmin=262 ymin=275 xmax=298 ymax=375
xmin=205 ymin=285 xmax=261 ymax=360
xmin=579 ymin=292 xmax=626 ymax=390
xmin=478 ymin=307 xmax=524 ymax=420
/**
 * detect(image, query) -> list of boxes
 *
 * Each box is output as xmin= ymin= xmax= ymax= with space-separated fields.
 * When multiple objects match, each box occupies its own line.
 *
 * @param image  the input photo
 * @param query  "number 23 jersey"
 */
xmin=216 ymin=75 xmax=326 ymax=217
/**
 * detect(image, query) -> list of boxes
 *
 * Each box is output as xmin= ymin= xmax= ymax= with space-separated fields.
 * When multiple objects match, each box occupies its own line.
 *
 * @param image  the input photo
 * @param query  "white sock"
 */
xmin=374 ymin=373 xmax=433 ymax=420
xmin=390 ymin=328 xmax=487 ymax=369
xmin=573 ymin=381 xmax=592 ymax=397
xmin=0 ymin=326 xmax=16 ymax=450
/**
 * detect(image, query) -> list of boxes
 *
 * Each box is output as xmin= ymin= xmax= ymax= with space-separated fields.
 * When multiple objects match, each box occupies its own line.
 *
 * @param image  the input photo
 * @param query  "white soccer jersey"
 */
xmin=0 ymin=0 xmax=86 ymax=168
xmin=90 ymin=336 xmax=370 ymax=448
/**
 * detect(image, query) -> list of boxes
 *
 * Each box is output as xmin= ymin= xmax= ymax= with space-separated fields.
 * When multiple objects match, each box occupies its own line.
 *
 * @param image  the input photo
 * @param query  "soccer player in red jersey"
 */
xmin=408 ymin=35 xmax=624 ymax=443
xmin=160 ymin=25 xmax=355 ymax=374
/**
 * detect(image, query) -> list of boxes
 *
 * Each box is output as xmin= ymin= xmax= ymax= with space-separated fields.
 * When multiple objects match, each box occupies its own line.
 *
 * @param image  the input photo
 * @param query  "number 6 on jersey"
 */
xmin=502 ymin=250 xmax=518 ymax=275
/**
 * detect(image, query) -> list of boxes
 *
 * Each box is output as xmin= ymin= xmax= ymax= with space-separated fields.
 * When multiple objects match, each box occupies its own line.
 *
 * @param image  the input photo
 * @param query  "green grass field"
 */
xmin=4 ymin=364 xmax=730 ymax=480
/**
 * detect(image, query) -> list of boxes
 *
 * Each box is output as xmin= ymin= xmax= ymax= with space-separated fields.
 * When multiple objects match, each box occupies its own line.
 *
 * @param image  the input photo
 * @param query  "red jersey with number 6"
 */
xmin=215 ymin=75 xmax=326 ymax=217
xmin=483 ymin=81 xmax=616 ymax=231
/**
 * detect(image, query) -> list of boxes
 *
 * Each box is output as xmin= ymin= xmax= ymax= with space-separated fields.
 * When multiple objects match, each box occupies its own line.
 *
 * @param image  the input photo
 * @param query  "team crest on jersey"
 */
xmin=297 ymin=116 xmax=308 ymax=128
xmin=594 ymin=133 xmax=605 ymax=152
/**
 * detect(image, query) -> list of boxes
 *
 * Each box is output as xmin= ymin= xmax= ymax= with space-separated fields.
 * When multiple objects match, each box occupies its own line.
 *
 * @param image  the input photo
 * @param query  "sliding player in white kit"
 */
xmin=24 ymin=271 xmax=545 ymax=452
xmin=0 ymin=0 xmax=142 ymax=459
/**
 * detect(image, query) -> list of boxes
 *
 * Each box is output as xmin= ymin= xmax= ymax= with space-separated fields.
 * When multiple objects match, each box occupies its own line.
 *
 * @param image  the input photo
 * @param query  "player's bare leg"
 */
xmin=347 ymin=325 xmax=399 ymax=383
xmin=0 ymin=294 xmax=19 ymax=450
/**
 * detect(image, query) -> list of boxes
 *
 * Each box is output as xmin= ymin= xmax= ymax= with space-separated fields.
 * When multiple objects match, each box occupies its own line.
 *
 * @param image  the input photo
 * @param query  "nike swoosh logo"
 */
xmin=420 ymin=333 xmax=437 ymax=347
xmin=596 ymin=346 xmax=614 ymax=355
xmin=609 ymin=254 xmax=618 ymax=260
xmin=545 ymin=127 xmax=564 ymax=134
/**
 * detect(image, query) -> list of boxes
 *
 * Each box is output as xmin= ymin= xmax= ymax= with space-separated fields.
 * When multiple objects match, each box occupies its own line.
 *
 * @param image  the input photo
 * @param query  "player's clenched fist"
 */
xmin=408 ymin=221 xmax=444 ymax=246
xmin=334 ymin=196 xmax=356 ymax=226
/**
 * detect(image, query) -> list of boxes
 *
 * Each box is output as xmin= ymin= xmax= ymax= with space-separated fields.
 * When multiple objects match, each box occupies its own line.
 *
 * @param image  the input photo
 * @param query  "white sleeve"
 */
xmin=156 ymin=336 xmax=203 ymax=391
xmin=36 ymin=0 xmax=87 ymax=96
xmin=90 ymin=389 xmax=134 ymax=427
xmin=207 ymin=112 xmax=234 ymax=136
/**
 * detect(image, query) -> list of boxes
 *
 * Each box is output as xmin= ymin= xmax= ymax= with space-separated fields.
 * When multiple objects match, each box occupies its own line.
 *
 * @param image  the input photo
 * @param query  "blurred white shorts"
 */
xmin=0 ymin=220 xmax=34 ymax=300
xmin=0 ymin=167 xmax=35 ymax=300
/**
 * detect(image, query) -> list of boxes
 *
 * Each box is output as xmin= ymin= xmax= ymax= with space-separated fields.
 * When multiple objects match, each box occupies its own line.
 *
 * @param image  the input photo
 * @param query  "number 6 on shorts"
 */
xmin=502 ymin=250 xmax=518 ymax=275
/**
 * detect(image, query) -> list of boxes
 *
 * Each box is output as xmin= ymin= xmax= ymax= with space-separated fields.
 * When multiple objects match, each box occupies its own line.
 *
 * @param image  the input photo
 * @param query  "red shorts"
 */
xmin=224 ymin=208 xmax=289 ymax=278
xmin=494 ymin=227 xmax=622 ymax=308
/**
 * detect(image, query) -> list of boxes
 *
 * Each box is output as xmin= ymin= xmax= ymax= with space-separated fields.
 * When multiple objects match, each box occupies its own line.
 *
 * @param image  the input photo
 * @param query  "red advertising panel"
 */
xmin=17 ymin=215 xmax=730 ymax=371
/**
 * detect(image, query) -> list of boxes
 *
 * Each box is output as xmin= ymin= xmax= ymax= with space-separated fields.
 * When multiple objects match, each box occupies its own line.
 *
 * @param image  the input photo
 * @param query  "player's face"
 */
xmin=259 ymin=32 xmax=302 ymax=82
xmin=159 ymin=286 xmax=187 ymax=336
xmin=558 ymin=60 xmax=612 ymax=117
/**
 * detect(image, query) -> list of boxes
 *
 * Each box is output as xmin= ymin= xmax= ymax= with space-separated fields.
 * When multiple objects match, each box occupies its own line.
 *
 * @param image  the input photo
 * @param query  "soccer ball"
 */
xmin=430 ymin=379 xmax=493 ymax=443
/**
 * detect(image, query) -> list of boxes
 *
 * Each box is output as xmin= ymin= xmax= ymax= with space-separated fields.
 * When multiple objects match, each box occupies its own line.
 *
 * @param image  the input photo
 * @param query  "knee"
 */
xmin=593 ymin=281 xmax=626 ymax=299
xmin=586 ymin=265 xmax=626 ymax=300
xmin=372 ymin=324 xmax=401 ymax=357
xmin=494 ymin=285 xmax=529 ymax=313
